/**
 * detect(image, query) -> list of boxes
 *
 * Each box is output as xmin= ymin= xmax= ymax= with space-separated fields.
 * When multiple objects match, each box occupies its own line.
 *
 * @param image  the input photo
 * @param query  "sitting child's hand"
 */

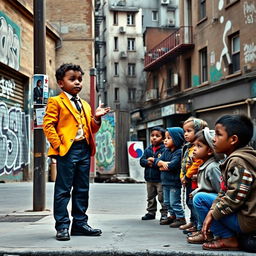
xmin=189 ymin=193 xmax=193 ymax=199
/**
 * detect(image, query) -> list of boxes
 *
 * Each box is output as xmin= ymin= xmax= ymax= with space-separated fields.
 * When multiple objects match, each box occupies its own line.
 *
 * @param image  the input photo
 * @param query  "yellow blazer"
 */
xmin=43 ymin=92 xmax=100 ymax=157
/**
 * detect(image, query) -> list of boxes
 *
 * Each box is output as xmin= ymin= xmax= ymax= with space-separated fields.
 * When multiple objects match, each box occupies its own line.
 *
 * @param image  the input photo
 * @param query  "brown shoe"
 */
xmin=169 ymin=218 xmax=186 ymax=228
xmin=187 ymin=231 xmax=214 ymax=244
xmin=160 ymin=215 xmax=176 ymax=225
xmin=179 ymin=222 xmax=193 ymax=230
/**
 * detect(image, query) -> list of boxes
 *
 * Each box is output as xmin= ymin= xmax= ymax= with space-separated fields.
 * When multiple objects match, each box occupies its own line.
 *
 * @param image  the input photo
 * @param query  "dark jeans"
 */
xmin=185 ymin=181 xmax=197 ymax=224
xmin=54 ymin=140 xmax=90 ymax=231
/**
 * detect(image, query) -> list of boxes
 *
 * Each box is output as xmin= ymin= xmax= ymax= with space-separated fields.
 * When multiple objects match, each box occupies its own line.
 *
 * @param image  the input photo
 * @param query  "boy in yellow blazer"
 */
xmin=43 ymin=63 xmax=110 ymax=241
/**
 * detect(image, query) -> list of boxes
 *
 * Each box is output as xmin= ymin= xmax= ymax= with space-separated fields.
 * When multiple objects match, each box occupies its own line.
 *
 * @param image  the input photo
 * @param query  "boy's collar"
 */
xmin=63 ymin=91 xmax=80 ymax=100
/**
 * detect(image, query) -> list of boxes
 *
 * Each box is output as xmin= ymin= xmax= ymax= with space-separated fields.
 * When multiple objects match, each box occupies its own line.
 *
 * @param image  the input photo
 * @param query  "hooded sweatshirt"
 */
xmin=155 ymin=127 xmax=184 ymax=186
xmin=211 ymin=146 xmax=256 ymax=233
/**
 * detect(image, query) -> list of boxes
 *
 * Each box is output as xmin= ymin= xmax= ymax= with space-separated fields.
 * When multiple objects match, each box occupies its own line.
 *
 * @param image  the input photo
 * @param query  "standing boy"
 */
xmin=43 ymin=63 xmax=110 ymax=241
xmin=140 ymin=127 xmax=168 ymax=221
xmin=156 ymin=127 xmax=186 ymax=228
xmin=194 ymin=115 xmax=256 ymax=251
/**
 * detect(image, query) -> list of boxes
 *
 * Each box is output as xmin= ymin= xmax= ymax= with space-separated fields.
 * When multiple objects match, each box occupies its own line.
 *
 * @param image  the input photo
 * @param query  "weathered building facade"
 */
xmin=46 ymin=0 xmax=95 ymax=101
xmin=133 ymin=0 xmax=256 ymax=147
xmin=0 ymin=0 xmax=60 ymax=182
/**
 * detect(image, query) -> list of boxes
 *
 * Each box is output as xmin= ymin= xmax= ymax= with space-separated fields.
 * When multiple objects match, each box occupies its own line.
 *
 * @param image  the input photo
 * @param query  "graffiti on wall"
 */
xmin=210 ymin=66 xmax=223 ymax=83
xmin=95 ymin=112 xmax=115 ymax=173
xmin=0 ymin=77 xmax=16 ymax=99
xmin=244 ymin=1 xmax=256 ymax=24
xmin=216 ymin=0 xmax=232 ymax=71
xmin=244 ymin=42 xmax=256 ymax=63
xmin=0 ymin=11 xmax=20 ymax=71
xmin=0 ymin=102 xmax=30 ymax=176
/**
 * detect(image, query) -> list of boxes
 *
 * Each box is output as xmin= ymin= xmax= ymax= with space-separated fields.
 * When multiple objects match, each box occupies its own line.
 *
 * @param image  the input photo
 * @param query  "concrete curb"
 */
xmin=0 ymin=249 xmax=252 ymax=256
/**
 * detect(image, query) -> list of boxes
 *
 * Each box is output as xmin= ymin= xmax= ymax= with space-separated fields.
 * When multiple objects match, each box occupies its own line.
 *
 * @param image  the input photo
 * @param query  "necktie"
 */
xmin=71 ymin=96 xmax=81 ymax=113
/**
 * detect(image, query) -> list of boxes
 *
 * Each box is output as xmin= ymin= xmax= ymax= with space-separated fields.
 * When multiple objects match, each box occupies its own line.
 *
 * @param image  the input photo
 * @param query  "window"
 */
xmin=128 ymin=63 xmax=136 ymax=76
xmin=200 ymin=47 xmax=208 ymax=83
xmin=113 ymin=11 xmax=118 ymax=25
xmin=153 ymin=74 xmax=158 ymax=89
xmin=127 ymin=38 xmax=135 ymax=51
xmin=114 ymin=62 xmax=119 ymax=76
xmin=104 ymin=91 xmax=108 ymax=106
xmin=152 ymin=11 xmax=158 ymax=21
xmin=127 ymin=13 xmax=135 ymax=25
xmin=199 ymin=0 xmax=206 ymax=20
xmin=230 ymin=34 xmax=240 ymax=73
xmin=114 ymin=37 xmax=118 ymax=50
xmin=114 ymin=88 xmax=119 ymax=101
xmin=128 ymin=88 xmax=136 ymax=101
xmin=185 ymin=58 xmax=192 ymax=89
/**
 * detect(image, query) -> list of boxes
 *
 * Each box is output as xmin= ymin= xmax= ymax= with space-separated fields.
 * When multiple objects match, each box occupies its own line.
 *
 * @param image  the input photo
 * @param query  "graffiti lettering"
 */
xmin=0 ymin=102 xmax=30 ymax=176
xmin=0 ymin=16 xmax=20 ymax=70
xmin=0 ymin=77 xmax=16 ymax=99
xmin=96 ymin=113 xmax=115 ymax=173
xmin=244 ymin=1 xmax=256 ymax=24
xmin=244 ymin=43 xmax=256 ymax=63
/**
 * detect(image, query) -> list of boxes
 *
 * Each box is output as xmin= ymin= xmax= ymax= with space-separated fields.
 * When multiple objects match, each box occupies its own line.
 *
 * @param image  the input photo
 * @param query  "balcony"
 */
xmin=144 ymin=26 xmax=194 ymax=71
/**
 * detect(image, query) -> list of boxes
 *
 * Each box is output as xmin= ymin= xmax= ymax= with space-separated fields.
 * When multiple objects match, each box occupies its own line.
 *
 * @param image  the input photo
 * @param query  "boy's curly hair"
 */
xmin=55 ymin=63 xmax=84 ymax=81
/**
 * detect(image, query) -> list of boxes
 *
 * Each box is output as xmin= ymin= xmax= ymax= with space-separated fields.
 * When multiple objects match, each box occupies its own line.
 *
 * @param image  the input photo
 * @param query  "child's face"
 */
xmin=150 ymin=130 xmax=163 ymax=146
xmin=58 ymin=70 xmax=83 ymax=96
xmin=183 ymin=122 xmax=196 ymax=143
xmin=193 ymin=139 xmax=212 ymax=160
xmin=213 ymin=123 xmax=233 ymax=155
xmin=164 ymin=131 xmax=175 ymax=149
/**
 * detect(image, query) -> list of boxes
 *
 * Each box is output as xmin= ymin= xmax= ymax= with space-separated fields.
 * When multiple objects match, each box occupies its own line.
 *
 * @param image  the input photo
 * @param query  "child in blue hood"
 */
xmin=156 ymin=127 xmax=186 ymax=228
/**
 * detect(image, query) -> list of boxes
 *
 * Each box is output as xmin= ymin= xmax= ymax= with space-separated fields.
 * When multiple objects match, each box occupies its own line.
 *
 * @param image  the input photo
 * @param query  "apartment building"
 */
xmin=133 ymin=0 xmax=256 ymax=147
xmin=94 ymin=0 xmax=179 ymax=177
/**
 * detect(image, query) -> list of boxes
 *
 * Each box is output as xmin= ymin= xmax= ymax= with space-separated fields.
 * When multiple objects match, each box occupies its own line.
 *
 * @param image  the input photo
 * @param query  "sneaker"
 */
xmin=141 ymin=213 xmax=155 ymax=220
xmin=169 ymin=218 xmax=186 ymax=228
xmin=160 ymin=215 xmax=168 ymax=221
xmin=160 ymin=215 xmax=176 ymax=225
xmin=179 ymin=222 xmax=193 ymax=230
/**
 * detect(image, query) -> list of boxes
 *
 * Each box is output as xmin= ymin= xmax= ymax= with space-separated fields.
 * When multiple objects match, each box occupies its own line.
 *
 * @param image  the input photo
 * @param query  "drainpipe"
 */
xmin=90 ymin=68 xmax=97 ymax=181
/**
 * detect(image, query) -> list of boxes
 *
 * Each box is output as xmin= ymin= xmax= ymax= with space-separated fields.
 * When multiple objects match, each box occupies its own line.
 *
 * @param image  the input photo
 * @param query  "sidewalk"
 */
xmin=0 ymin=182 xmax=253 ymax=256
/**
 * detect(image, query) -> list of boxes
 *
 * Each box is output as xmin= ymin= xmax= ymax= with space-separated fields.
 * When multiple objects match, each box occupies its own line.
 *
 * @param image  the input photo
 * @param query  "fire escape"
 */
xmin=144 ymin=26 xmax=194 ymax=71
xmin=95 ymin=0 xmax=106 ymax=90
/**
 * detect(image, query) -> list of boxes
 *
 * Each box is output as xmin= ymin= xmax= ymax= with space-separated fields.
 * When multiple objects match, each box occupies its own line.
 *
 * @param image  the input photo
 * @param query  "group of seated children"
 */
xmin=140 ymin=114 xmax=256 ymax=251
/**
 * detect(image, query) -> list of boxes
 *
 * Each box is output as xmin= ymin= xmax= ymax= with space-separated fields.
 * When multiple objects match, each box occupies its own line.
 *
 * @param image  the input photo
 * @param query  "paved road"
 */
xmin=0 ymin=182 xmax=254 ymax=256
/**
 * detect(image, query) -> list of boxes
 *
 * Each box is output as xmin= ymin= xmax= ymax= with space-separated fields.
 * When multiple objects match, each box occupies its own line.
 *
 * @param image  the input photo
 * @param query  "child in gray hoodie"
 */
xmin=187 ymin=128 xmax=221 ymax=244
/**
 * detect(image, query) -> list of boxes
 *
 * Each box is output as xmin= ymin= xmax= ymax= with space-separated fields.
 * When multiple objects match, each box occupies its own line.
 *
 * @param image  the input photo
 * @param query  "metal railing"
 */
xmin=144 ymin=26 xmax=193 ymax=69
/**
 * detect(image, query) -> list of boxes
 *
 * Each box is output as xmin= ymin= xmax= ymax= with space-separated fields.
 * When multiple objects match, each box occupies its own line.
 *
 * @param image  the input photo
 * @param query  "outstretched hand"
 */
xmin=95 ymin=103 xmax=111 ymax=120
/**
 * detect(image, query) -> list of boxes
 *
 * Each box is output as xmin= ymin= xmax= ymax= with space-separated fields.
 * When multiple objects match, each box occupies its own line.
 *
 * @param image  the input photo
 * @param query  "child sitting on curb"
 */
xmin=187 ymin=128 xmax=221 ymax=244
xmin=194 ymin=115 xmax=256 ymax=251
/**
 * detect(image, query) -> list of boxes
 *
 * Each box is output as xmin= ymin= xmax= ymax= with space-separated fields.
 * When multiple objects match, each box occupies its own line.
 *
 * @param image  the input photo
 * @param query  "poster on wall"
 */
xmin=127 ymin=141 xmax=144 ymax=182
xmin=34 ymin=107 xmax=45 ymax=129
xmin=33 ymin=74 xmax=49 ymax=104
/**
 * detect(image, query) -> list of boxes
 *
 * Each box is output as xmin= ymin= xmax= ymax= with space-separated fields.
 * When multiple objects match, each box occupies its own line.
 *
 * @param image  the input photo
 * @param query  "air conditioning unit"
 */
xmin=145 ymin=89 xmax=158 ymax=101
xmin=161 ymin=0 xmax=170 ymax=5
xmin=120 ymin=51 xmax=127 ymax=58
xmin=167 ymin=18 xmax=175 ymax=26
xmin=173 ymin=73 xmax=178 ymax=86
xmin=119 ymin=26 xmax=126 ymax=33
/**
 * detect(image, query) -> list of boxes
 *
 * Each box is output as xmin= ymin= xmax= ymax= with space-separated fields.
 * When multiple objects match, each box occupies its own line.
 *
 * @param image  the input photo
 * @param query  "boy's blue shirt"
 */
xmin=140 ymin=143 xmax=165 ymax=182
xmin=155 ymin=147 xmax=182 ymax=187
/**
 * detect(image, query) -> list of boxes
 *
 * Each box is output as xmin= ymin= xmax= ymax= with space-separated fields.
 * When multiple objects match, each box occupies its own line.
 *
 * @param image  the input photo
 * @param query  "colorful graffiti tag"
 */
xmin=0 ymin=102 xmax=30 ymax=176
xmin=0 ymin=11 xmax=20 ymax=71
xmin=95 ymin=112 xmax=115 ymax=173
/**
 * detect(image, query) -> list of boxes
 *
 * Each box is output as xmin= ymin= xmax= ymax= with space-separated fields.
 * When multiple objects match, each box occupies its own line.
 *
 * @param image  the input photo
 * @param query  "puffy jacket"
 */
xmin=155 ymin=148 xmax=182 ymax=187
xmin=140 ymin=143 xmax=165 ymax=182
